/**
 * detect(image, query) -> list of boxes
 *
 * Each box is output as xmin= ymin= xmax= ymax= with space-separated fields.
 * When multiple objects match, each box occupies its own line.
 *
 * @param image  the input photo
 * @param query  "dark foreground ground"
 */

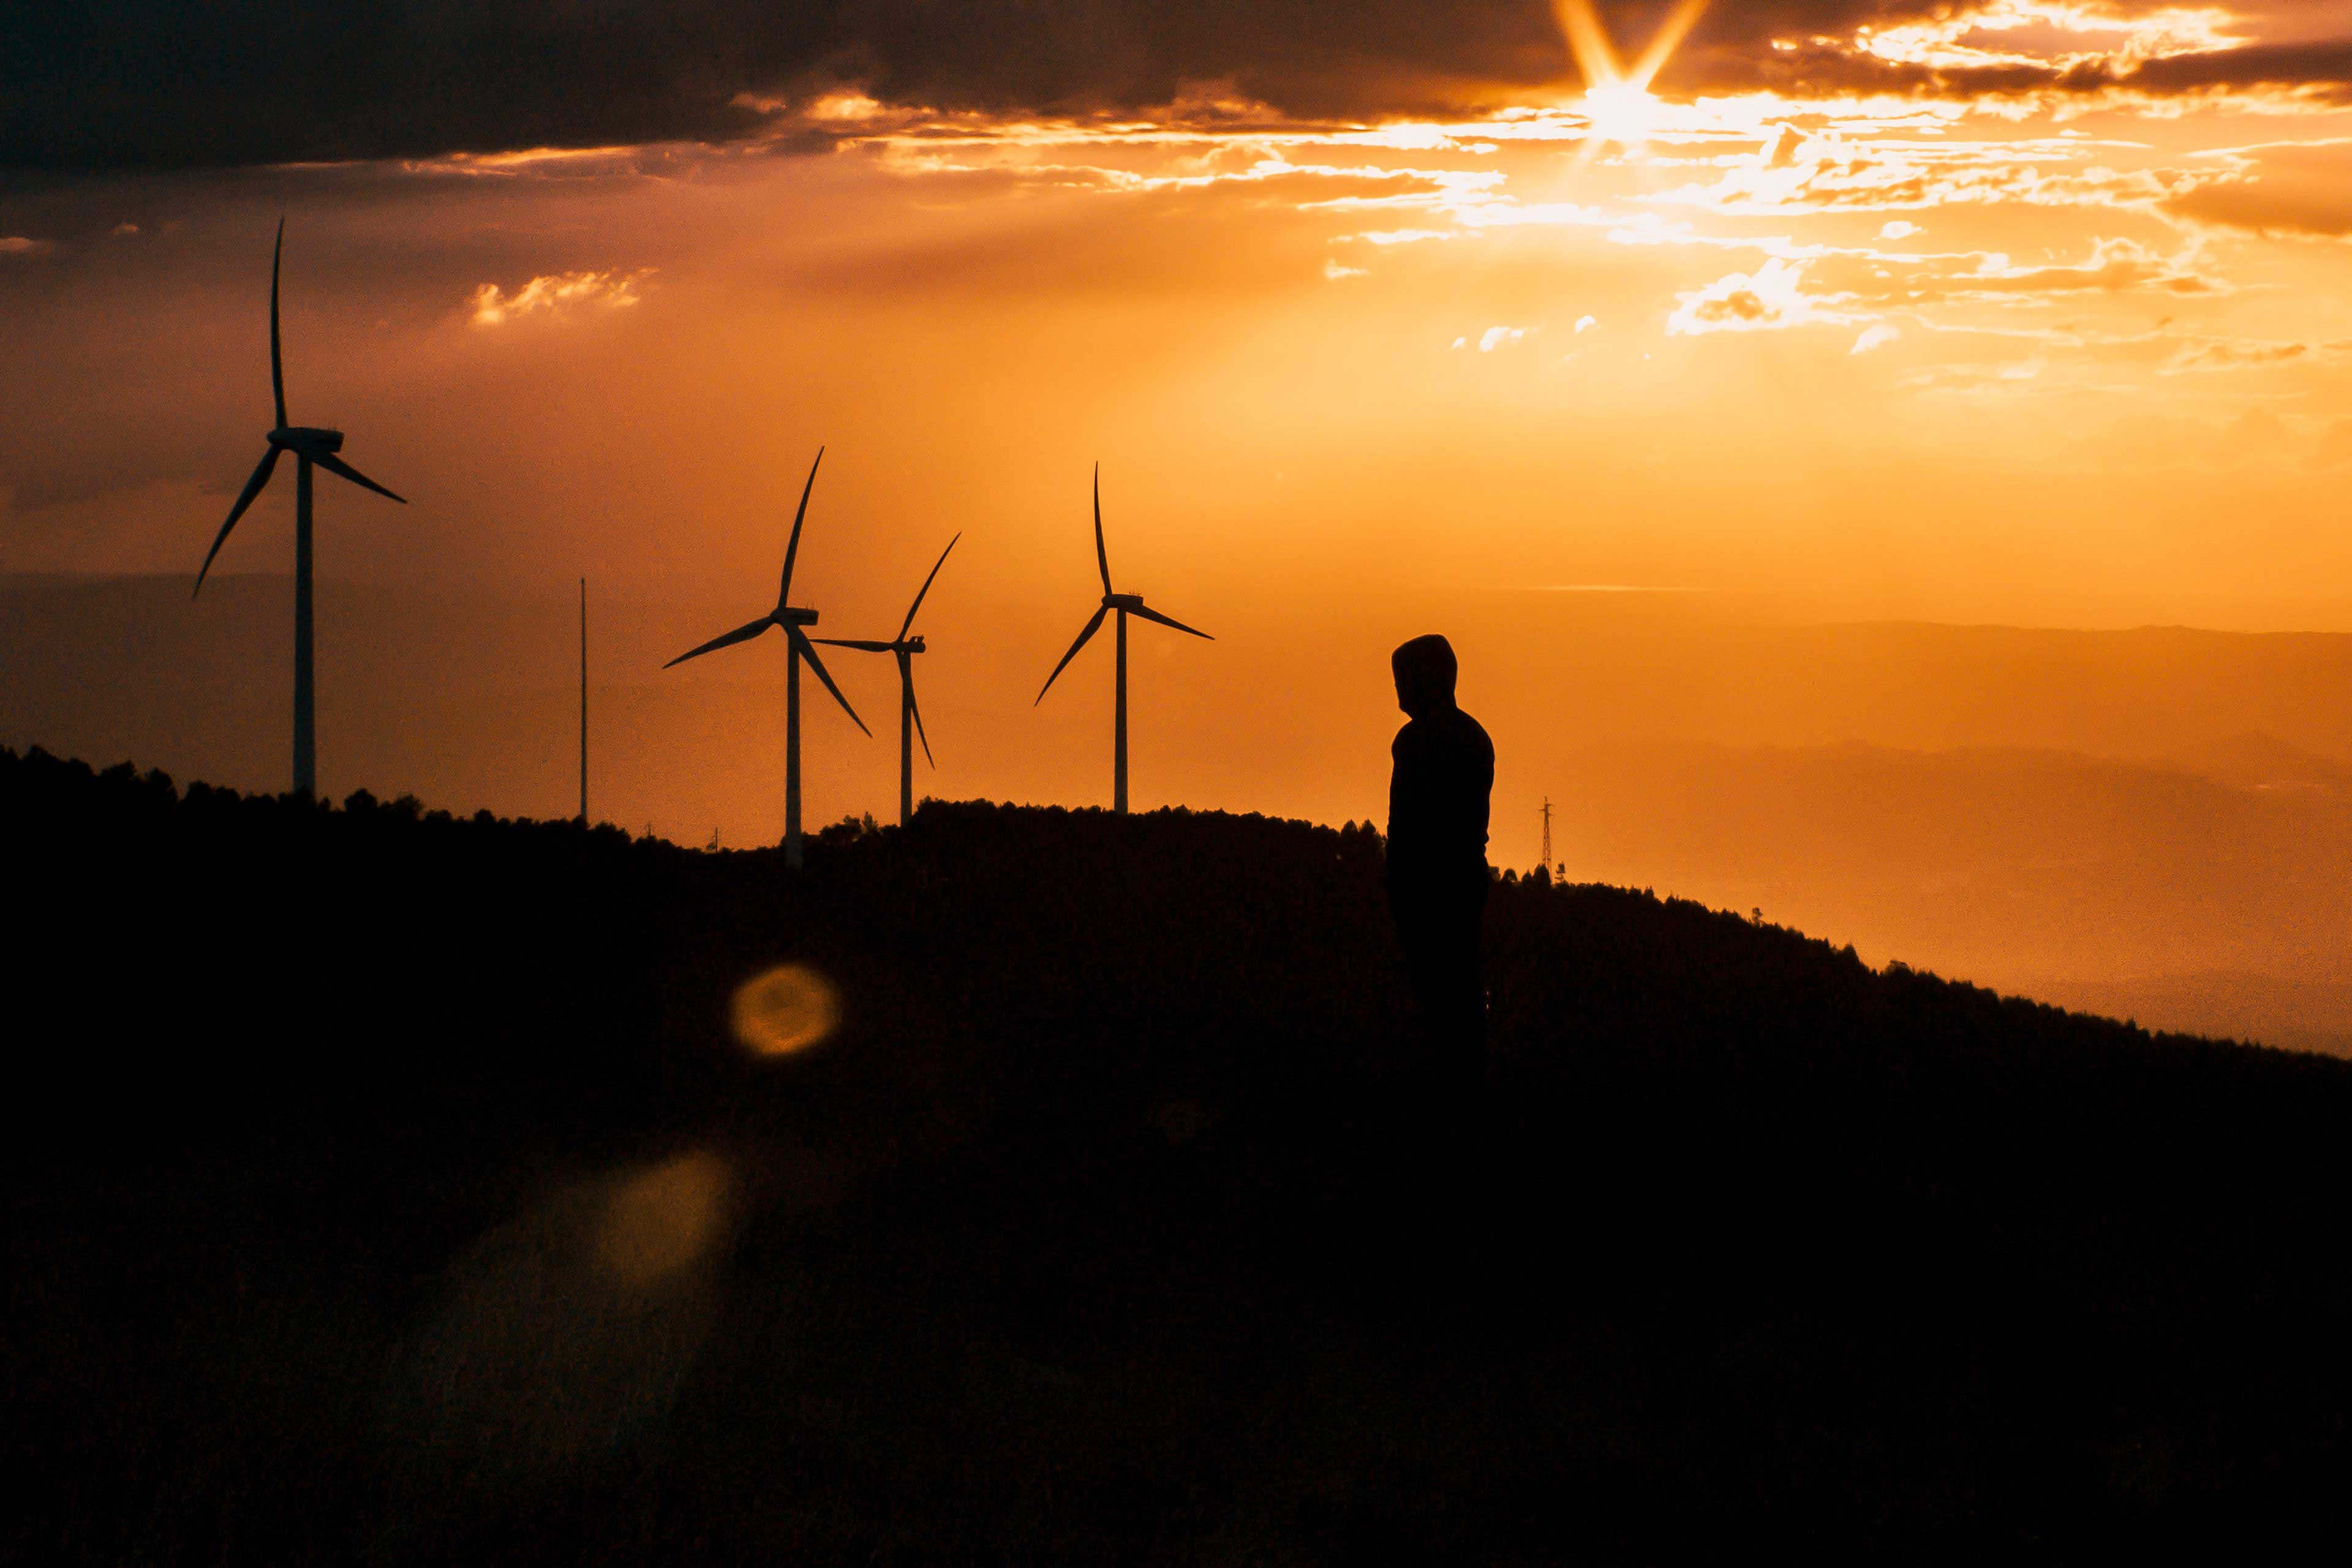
xmin=7 ymin=746 xmax=2352 ymax=1564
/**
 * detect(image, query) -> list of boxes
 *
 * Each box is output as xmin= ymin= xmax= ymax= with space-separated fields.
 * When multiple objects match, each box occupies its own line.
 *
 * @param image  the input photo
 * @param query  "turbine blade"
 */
xmin=193 ymin=447 xmax=282 ymax=597
xmin=1035 ymin=606 xmax=1107 ymax=704
xmin=270 ymin=218 xmax=287 ymax=429
xmin=1092 ymin=463 xmax=1112 ymax=594
xmin=1129 ymin=601 xmax=1214 ymax=641
xmin=778 ymin=446 xmax=823 ymax=608
xmin=663 ymin=615 xmax=773 ymax=668
xmin=811 ymin=638 xmax=895 ymax=652
xmin=789 ymin=625 xmax=870 ymax=736
xmin=905 ymin=657 xmax=934 ymax=767
xmin=898 ymin=530 xmax=960 ymax=640
xmin=312 ymin=451 xmax=406 ymax=504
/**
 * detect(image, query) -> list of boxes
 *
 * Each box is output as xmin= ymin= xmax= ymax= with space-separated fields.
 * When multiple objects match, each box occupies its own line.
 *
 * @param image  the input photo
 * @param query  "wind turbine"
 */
xmin=1035 ymin=464 xmax=1212 ymax=814
xmin=664 ymin=448 xmax=868 ymax=868
xmin=194 ymin=219 xmax=407 ymax=801
xmin=813 ymin=532 xmax=959 ymax=827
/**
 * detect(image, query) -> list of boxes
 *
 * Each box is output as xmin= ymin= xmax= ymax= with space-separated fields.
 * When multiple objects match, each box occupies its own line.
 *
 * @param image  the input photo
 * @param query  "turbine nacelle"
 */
xmin=268 ymin=426 xmax=345 ymax=456
xmin=1103 ymin=592 xmax=1145 ymax=612
xmin=777 ymin=606 xmax=820 ymax=627
xmin=902 ymin=635 xmax=926 ymax=655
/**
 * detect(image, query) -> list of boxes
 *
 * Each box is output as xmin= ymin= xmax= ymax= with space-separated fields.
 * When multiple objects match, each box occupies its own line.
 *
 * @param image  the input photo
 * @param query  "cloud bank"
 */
xmin=7 ymin=2 xmax=2351 ymax=172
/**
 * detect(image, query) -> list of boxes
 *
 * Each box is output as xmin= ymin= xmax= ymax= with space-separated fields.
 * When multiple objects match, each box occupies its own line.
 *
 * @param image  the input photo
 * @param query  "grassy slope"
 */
xmin=7 ymin=745 xmax=2352 ymax=1563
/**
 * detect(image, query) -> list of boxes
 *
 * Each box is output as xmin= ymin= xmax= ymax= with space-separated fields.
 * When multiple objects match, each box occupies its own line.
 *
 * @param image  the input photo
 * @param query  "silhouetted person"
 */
xmin=1387 ymin=634 xmax=1494 ymax=1090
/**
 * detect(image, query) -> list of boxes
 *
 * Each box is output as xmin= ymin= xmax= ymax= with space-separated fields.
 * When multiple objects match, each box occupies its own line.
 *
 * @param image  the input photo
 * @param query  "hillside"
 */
xmin=9 ymin=745 xmax=2352 ymax=1562
xmin=10 ymin=571 xmax=2349 ymax=1052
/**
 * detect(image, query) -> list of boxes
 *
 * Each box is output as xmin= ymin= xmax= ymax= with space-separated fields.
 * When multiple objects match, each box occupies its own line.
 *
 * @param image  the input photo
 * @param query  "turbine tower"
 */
xmin=194 ymin=219 xmax=407 ymax=801
xmin=1035 ymin=464 xmax=1212 ymax=814
xmin=814 ymin=532 xmax=960 ymax=827
xmin=664 ymin=448 xmax=868 ymax=868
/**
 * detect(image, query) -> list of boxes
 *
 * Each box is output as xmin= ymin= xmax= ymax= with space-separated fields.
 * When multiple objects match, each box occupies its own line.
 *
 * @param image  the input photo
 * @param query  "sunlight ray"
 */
xmin=1555 ymin=0 xmax=1714 ymax=92
xmin=1552 ymin=0 xmax=1625 ymax=89
xmin=1556 ymin=0 xmax=1714 ymax=160
xmin=1629 ymin=0 xmax=1714 ymax=91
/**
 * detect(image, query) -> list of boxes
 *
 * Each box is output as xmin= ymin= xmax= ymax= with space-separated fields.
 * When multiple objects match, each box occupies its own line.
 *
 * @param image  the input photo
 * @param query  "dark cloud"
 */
xmin=2127 ymin=39 xmax=2352 ymax=94
xmin=1665 ymin=19 xmax=2352 ymax=104
xmin=6 ymin=3 xmax=2351 ymax=174
xmin=2 ymin=0 xmax=1562 ymax=171
xmin=4 ymin=1 xmax=823 ymax=171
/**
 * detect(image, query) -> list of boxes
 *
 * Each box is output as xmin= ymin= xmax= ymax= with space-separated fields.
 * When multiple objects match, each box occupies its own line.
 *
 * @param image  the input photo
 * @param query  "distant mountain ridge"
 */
xmin=7 ymin=570 xmax=2348 ymax=1052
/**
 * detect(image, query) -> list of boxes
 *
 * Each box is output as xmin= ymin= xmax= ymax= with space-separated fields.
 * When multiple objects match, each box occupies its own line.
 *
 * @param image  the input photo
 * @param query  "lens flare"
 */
xmin=383 ymin=1150 xmax=738 ymax=1483
xmin=731 ymin=962 xmax=840 ymax=1055
xmin=597 ymin=1150 xmax=733 ymax=1286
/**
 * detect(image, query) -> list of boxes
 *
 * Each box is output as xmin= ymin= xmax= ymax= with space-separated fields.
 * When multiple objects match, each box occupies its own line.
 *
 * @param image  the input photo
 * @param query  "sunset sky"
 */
xmin=9 ymin=1 xmax=2352 ymax=606
xmin=6 ymin=3 xmax=2352 ymax=915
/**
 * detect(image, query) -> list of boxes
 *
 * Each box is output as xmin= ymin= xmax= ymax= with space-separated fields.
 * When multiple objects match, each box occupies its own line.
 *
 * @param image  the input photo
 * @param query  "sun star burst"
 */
xmin=1554 ymin=0 xmax=1713 ymax=147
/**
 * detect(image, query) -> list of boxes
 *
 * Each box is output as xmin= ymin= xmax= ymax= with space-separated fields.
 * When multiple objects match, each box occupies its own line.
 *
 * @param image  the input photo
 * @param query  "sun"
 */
xmin=1580 ymin=80 xmax=1663 ymax=146
xmin=1553 ymin=0 xmax=1712 ymax=149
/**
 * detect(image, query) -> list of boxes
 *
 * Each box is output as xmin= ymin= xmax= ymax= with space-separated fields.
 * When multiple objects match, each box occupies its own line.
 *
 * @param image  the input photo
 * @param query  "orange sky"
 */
xmin=7 ymin=4 xmax=2352 ymax=843
xmin=5 ymin=7 xmax=2351 ymax=605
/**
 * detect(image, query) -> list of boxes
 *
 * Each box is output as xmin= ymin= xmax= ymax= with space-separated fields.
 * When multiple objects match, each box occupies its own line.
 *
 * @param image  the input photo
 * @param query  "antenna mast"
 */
xmin=1539 ymin=796 xmax=1553 ymax=876
xmin=578 ymin=576 xmax=588 ymax=826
